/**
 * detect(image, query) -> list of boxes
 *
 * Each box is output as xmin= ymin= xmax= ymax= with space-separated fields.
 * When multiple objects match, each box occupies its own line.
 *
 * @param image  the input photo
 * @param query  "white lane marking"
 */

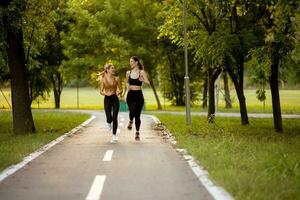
xmin=149 ymin=115 xmax=234 ymax=200
xmin=103 ymin=150 xmax=114 ymax=161
xmin=186 ymin=157 xmax=234 ymax=200
xmin=85 ymin=175 xmax=106 ymax=200
xmin=0 ymin=115 xmax=96 ymax=183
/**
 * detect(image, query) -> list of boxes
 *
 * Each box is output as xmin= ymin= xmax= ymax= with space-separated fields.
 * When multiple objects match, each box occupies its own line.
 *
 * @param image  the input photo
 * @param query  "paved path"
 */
xmin=0 ymin=111 xmax=214 ymax=200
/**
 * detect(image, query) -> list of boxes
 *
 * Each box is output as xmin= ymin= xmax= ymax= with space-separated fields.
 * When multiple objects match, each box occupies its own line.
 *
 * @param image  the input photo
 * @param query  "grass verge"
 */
xmin=0 ymin=111 xmax=90 ymax=172
xmin=155 ymin=114 xmax=300 ymax=200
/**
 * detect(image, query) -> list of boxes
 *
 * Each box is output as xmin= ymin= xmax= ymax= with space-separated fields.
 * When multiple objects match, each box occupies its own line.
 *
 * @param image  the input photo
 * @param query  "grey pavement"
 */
xmin=0 ymin=111 xmax=214 ymax=200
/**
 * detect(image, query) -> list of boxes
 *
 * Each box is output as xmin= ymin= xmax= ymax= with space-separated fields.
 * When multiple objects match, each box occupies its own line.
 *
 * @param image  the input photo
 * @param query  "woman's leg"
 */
xmin=134 ymin=91 xmax=144 ymax=132
xmin=126 ymin=91 xmax=135 ymax=128
xmin=104 ymin=96 xmax=112 ymax=124
xmin=112 ymin=95 xmax=120 ymax=135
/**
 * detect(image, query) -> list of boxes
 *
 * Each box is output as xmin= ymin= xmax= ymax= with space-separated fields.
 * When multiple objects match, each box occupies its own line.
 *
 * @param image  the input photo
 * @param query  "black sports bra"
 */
xmin=128 ymin=70 xmax=143 ymax=86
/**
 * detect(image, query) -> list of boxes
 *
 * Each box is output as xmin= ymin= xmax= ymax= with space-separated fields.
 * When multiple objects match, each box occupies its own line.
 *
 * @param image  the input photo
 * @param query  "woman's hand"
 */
xmin=138 ymin=75 xmax=144 ymax=82
xmin=117 ymin=91 xmax=122 ymax=98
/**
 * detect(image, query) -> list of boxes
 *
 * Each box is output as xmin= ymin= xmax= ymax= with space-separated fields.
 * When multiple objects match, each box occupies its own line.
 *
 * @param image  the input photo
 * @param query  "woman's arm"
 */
xmin=126 ymin=70 xmax=130 ymax=90
xmin=116 ymin=77 xmax=123 ymax=97
xmin=99 ymin=79 xmax=106 ymax=96
xmin=140 ymin=70 xmax=150 ymax=85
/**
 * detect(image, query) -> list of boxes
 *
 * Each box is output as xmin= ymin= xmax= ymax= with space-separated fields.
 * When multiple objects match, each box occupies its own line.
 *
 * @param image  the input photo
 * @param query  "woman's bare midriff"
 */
xmin=105 ymin=91 xmax=116 ymax=96
xmin=129 ymin=85 xmax=142 ymax=91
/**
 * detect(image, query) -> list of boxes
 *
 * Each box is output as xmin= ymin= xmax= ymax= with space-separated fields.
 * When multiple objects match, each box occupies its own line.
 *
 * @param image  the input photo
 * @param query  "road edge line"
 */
xmin=148 ymin=114 xmax=234 ymax=200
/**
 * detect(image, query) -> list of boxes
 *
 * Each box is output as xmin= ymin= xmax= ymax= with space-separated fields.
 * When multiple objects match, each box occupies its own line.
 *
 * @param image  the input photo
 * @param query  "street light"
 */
xmin=183 ymin=0 xmax=191 ymax=125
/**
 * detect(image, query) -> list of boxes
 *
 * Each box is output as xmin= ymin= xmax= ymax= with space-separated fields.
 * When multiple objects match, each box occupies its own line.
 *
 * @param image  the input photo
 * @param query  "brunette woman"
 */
xmin=126 ymin=56 xmax=149 ymax=141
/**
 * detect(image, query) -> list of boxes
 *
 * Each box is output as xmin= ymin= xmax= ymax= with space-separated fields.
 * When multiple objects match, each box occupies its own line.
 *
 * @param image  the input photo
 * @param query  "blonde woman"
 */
xmin=99 ymin=64 xmax=123 ymax=143
xmin=126 ymin=56 xmax=149 ymax=141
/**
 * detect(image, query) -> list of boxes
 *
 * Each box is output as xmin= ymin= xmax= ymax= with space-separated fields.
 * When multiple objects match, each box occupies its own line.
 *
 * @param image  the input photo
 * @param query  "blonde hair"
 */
xmin=96 ymin=63 xmax=113 ymax=81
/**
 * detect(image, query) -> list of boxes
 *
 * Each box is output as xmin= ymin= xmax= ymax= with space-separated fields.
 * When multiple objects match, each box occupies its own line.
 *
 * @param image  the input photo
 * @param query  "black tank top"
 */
xmin=129 ymin=70 xmax=143 ymax=86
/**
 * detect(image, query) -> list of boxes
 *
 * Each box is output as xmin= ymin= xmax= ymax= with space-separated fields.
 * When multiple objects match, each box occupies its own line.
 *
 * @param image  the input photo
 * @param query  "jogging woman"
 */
xmin=99 ymin=64 xmax=123 ymax=143
xmin=126 ymin=56 xmax=149 ymax=141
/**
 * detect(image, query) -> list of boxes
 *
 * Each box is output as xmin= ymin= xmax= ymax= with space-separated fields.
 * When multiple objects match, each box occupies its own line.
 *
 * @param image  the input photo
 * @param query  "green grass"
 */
xmin=156 ymin=114 xmax=300 ymax=200
xmin=1 ymin=87 xmax=300 ymax=113
xmin=0 ymin=111 xmax=90 ymax=171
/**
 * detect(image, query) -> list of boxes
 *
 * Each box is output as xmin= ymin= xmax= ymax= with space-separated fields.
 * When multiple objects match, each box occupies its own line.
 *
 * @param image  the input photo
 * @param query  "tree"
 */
xmin=159 ymin=0 xmax=225 ymax=121
xmin=259 ymin=0 xmax=299 ymax=132
xmin=158 ymin=40 xmax=186 ymax=106
xmin=220 ymin=1 xmax=252 ymax=125
xmin=1 ymin=0 xmax=35 ymax=134
xmin=39 ymin=0 xmax=68 ymax=108
xmin=62 ymin=0 xmax=164 ymax=109
xmin=22 ymin=0 xmax=54 ymax=105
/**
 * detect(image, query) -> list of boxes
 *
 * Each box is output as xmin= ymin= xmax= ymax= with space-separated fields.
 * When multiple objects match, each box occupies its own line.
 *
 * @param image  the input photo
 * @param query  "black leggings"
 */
xmin=126 ymin=90 xmax=144 ymax=131
xmin=104 ymin=94 xmax=119 ymax=135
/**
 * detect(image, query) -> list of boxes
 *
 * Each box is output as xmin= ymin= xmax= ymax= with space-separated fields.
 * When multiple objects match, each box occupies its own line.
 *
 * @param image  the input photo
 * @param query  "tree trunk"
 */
xmin=207 ymin=68 xmax=221 ymax=122
xmin=148 ymin=76 xmax=162 ymax=110
xmin=236 ymin=83 xmax=248 ymax=125
xmin=269 ymin=43 xmax=283 ymax=132
xmin=54 ymin=91 xmax=60 ymax=108
xmin=237 ymin=58 xmax=249 ymax=125
xmin=227 ymin=5 xmax=248 ymax=125
xmin=229 ymin=73 xmax=249 ymax=125
xmin=50 ymin=72 xmax=63 ymax=109
xmin=3 ymin=9 xmax=36 ymax=134
xmin=223 ymin=72 xmax=232 ymax=108
xmin=202 ymin=74 xmax=208 ymax=109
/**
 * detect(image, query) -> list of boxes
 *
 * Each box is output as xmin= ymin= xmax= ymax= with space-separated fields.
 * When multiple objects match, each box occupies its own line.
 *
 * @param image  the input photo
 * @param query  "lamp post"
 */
xmin=215 ymin=73 xmax=221 ymax=113
xmin=183 ymin=0 xmax=191 ymax=125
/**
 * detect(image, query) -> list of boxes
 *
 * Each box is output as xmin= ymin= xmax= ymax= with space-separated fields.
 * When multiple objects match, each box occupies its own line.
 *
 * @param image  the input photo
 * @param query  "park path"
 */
xmin=0 ymin=111 xmax=214 ymax=200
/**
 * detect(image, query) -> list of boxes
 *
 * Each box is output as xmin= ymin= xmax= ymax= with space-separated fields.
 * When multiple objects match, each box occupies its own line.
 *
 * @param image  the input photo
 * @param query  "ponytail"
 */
xmin=138 ymin=62 xmax=144 ymax=70
xmin=96 ymin=71 xmax=105 ymax=81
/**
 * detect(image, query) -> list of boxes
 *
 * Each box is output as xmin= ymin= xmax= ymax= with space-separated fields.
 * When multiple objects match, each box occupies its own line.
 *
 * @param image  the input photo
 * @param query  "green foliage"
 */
xmin=157 ymin=40 xmax=201 ymax=105
xmin=261 ymin=0 xmax=299 ymax=58
xmin=158 ymin=0 xmax=206 ymax=105
xmin=0 ymin=9 xmax=8 ymax=83
xmin=22 ymin=0 xmax=58 ymax=104
xmin=256 ymin=89 xmax=266 ymax=102
xmin=283 ymin=11 xmax=300 ymax=86
xmin=62 ymin=0 xmax=164 ymax=85
xmin=0 ymin=1 xmax=25 ymax=84
xmin=28 ymin=61 xmax=51 ymax=103
xmin=247 ymin=48 xmax=269 ymax=102
xmin=0 ymin=50 xmax=8 ymax=83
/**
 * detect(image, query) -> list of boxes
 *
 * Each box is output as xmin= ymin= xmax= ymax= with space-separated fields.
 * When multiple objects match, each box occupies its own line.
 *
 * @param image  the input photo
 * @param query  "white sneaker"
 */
xmin=106 ymin=123 xmax=112 ymax=131
xmin=111 ymin=135 xmax=118 ymax=143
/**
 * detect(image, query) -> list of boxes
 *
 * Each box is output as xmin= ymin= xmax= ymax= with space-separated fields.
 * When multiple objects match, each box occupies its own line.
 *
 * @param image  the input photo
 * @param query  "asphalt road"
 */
xmin=0 ymin=111 xmax=214 ymax=200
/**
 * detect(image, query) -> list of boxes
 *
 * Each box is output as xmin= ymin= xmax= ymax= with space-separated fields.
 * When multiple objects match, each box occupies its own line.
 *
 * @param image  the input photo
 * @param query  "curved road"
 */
xmin=0 ymin=111 xmax=214 ymax=200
